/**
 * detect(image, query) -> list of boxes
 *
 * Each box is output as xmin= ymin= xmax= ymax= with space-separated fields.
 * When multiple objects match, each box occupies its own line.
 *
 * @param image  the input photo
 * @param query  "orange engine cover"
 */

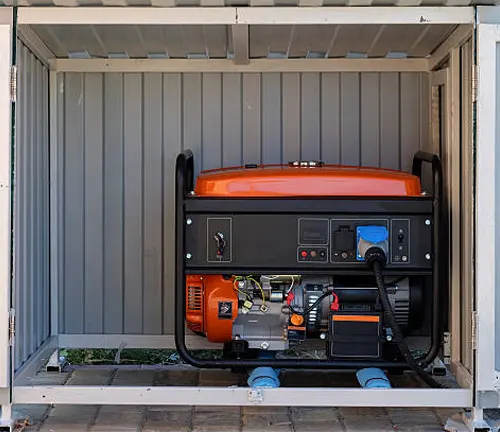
xmin=194 ymin=163 xmax=421 ymax=197
xmin=186 ymin=275 xmax=237 ymax=343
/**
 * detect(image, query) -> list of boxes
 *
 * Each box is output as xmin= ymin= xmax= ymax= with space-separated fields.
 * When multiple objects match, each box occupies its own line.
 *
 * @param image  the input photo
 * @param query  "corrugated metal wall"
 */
xmin=57 ymin=71 xmax=429 ymax=335
xmin=14 ymin=43 xmax=50 ymax=368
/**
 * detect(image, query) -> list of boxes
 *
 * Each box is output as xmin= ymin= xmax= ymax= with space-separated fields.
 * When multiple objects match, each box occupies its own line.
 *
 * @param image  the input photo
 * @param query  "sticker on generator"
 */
xmin=218 ymin=301 xmax=233 ymax=319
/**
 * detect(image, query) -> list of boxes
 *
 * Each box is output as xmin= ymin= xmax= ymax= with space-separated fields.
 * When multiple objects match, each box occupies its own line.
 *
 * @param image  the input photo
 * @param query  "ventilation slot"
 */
xmin=187 ymin=285 xmax=203 ymax=311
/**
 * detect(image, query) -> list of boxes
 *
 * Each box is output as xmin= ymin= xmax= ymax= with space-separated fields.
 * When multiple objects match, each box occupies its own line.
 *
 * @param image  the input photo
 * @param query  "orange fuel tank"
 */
xmin=194 ymin=163 xmax=422 ymax=197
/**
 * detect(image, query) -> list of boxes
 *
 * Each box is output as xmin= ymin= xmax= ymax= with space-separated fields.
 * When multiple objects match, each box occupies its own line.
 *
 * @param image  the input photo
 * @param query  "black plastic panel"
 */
xmin=185 ymin=212 xmax=432 ymax=272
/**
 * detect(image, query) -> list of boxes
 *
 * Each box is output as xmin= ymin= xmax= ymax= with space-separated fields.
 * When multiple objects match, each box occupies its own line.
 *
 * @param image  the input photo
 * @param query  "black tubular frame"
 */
xmin=175 ymin=150 xmax=444 ymax=370
xmin=411 ymin=151 xmax=444 ymax=366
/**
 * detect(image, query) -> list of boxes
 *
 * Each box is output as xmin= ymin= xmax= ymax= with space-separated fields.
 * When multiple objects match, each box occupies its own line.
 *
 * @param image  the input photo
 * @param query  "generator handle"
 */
xmin=412 ymin=151 xmax=444 ymax=367
xmin=411 ymin=151 xmax=442 ymax=197
xmin=175 ymin=150 xmax=194 ymax=197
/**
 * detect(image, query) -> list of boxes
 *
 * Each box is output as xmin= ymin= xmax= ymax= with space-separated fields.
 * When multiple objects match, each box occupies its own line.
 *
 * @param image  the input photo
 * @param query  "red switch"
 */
xmin=301 ymin=250 xmax=308 ymax=258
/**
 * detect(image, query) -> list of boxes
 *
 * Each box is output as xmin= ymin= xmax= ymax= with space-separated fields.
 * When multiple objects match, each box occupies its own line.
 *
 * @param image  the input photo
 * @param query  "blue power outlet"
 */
xmin=356 ymin=226 xmax=389 ymax=261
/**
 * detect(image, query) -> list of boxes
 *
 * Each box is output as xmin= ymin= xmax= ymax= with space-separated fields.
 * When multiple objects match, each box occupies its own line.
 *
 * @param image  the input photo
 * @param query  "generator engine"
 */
xmin=186 ymin=273 xmax=422 ymax=360
xmin=175 ymin=150 xmax=443 ymax=377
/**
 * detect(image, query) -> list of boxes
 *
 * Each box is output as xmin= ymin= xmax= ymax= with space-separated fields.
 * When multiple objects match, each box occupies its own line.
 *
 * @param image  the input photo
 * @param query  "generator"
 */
xmin=175 ymin=150 xmax=444 ymax=385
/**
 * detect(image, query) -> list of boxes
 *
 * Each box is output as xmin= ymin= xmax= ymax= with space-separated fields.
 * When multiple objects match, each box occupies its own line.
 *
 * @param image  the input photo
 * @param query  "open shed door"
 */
xmin=473 ymin=7 xmax=500 ymax=427
xmin=0 ymin=5 xmax=15 ymax=428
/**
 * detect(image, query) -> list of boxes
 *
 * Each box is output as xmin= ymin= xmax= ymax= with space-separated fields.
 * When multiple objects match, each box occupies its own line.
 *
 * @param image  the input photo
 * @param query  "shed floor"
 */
xmin=13 ymin=366 xmax=466 ymax=431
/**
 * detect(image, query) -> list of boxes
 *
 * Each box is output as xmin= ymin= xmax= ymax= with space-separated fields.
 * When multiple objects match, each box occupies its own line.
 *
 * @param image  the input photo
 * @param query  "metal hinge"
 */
xmin=471 ymin=64 xmax=478 ymax=103
xmin=247 ymin=389 xmax=263 ymax=403
xmin=8 ymin=309 xmax=15 ymax=347
xmin=471 ymin=310 xmax=477 ymax=350
xmin=10 ymin=65 xmax=16 ymax=103
xmin=443 ymin=331 xmax=451 ymax=364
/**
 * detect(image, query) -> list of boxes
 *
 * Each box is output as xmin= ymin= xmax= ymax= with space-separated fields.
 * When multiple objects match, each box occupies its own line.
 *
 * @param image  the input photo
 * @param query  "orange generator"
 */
xmin=175 ymin=150 xmax=444 ymax=383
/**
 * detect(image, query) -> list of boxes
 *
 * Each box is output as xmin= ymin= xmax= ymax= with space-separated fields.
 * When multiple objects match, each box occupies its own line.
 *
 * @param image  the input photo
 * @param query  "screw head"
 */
xmin=320 ymin=333 xmax=327 ymax=340
xmin=425 ymin=219 xmax=431 ymax=226
xmin=260 ymin=341 xmax=270 ymax=350
xmin=402 ymin=256 xmax=407 ymax=262
xmin=186 ymin=253 xmax=192 ymax=259
xmin=386 ymin=334 xmax=393 ymax=342
xmin=186 ymin=218 xmax=192 ymax=225
xmin=425 ymin=253 xmax=431 ymax=260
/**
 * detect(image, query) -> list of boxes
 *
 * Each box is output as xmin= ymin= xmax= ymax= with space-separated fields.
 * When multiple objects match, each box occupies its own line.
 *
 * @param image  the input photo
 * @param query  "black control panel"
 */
xmin=184 ymin=211 xmax=433 ymax=271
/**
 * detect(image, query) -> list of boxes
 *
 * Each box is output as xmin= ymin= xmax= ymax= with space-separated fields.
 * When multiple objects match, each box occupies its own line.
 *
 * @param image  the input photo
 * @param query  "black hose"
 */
xmin=366 ymin=248 xmax=445 ymax=389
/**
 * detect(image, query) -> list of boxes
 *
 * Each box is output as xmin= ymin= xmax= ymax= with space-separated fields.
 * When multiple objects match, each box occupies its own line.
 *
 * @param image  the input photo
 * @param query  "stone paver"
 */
xmin=65 ymin=369 xmax=114 ymax=386
xmin=90 ymin=405 xmax=144 ymax=431
xmin=294 ymin=421 xmax=345 ymax=432
xmin=198 ymin=370 xmax=244 ymax=387
xmin=388 ymin=408 xmax=444 ymax=432
xmin=339 ymin=407 xmax=395 ymax=431
xmin=192 ymin=406 xmax=241 ymax=431
xmin=38 ymin=405 xmax=98 ymax=432
xmin=291 ymin=408 xmax=344 ymax=432
xmin=241 ymin=406 xmax=289 ymax=415
xmin=291 ymin=407 xmax=339 ymax=422
xmin=242 ymin=413 xmax=292 ymax=431
xmin=142 ymin=407 xmax=192 ymax=432
xmin=154 ymin=370 xmax=199 ymax=386
xmin=112 ymin=370 xmax=156 ymax=386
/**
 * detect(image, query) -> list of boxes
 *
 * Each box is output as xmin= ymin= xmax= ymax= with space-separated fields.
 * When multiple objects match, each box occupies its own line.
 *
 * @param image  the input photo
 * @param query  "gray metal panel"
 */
xmin=103 ymin=73 xmax=124 ymax=334
xmin=495 ymin=41 xmax=500 ymax=372
xmin=123 ymin=73 xmax=143 ymax=334
xmin=84 ymin=73 xmax=104 ymax=334
xmin=14 ymin=43 xmax=50 ymax=369
xmin=63 ymin=73 xmax=85 ymax=334
xmin=59 ymin=71 xmax=428 ymax=335
xmin=360 ymin=73 xmax=380 ymax=167
xmin=143 ymin=73 xmax=163 ymax=335
xmin=380 ymin=73 xmax=400 ymax=170
xmin=30 ymin=23 xmax=456 ymax=60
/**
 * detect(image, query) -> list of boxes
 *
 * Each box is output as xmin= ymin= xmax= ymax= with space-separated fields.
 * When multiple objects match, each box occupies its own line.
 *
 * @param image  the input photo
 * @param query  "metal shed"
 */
xmin=0 ymin=2 xmax=498 ymax=430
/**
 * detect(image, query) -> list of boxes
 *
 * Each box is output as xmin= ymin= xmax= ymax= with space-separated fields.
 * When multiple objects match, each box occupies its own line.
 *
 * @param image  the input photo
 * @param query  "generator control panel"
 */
xmin=184 ymin=212 xmax=432 ymax=271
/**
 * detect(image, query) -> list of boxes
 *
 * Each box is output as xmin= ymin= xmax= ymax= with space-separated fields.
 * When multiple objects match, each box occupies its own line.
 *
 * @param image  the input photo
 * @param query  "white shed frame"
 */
xmin=0 ymin=4 xmax=499 ymax=431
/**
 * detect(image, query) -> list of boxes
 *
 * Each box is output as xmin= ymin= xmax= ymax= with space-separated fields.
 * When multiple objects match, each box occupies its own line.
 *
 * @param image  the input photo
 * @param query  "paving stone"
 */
xmin=39 ymin=406 xmax=97 ymax=432
xmin=154 ymin=370 xmax=199 ymax=386
xmin=435 ymin=408 xmax=463 ymax=426
xmin=14 ymin=404 xmax=49 ymax=427
xmin=38 ymin=422 xmax=90 ymax=432
xmin=198 ymin=370 xmax=244 ymax=386
xmin=142 ymin=408 xmax=192 ymax=432
xmin=112 ymin=370 xmax=156 ymax=386
xmin=339 ymin=407 xmax=388 ymax=418
xmin=291 ymin=407 xmax=339 ymax=423
xmin=293 ymin=421 xmax=345 ymax=432
xmin=242 ymin=413 xmax=292 ymax=431
xmin=194 ymin=406 xmax=240 ymax=414
xmin=192 ymin=408 xmax=241 ymax=431
xmin=242 ymin=406 xmax=289 ymax=414
xmin=46 ymin=405 xmax=98 ymax=421
xmin=90 ymin=405 xmax=143 ymax=431
xmin=343 ymin=417 xmax=394 ymax=431
xmin=340 ymin=407 xmax=394 ymax=431
xmin=65 ymin=369 xmax=114 ymax=386
xmin=147 ymin=405 xmax=193 ymax=412
xmin=388 ymin=408 xmax=442 ymax=431
xmin=27 ymin=371 xmax=71 ymax=386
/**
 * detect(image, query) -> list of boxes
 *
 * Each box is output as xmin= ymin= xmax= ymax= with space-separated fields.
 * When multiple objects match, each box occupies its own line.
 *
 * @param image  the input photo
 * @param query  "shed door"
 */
xmin=475 ymin=23 xmax=500 ymax=409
